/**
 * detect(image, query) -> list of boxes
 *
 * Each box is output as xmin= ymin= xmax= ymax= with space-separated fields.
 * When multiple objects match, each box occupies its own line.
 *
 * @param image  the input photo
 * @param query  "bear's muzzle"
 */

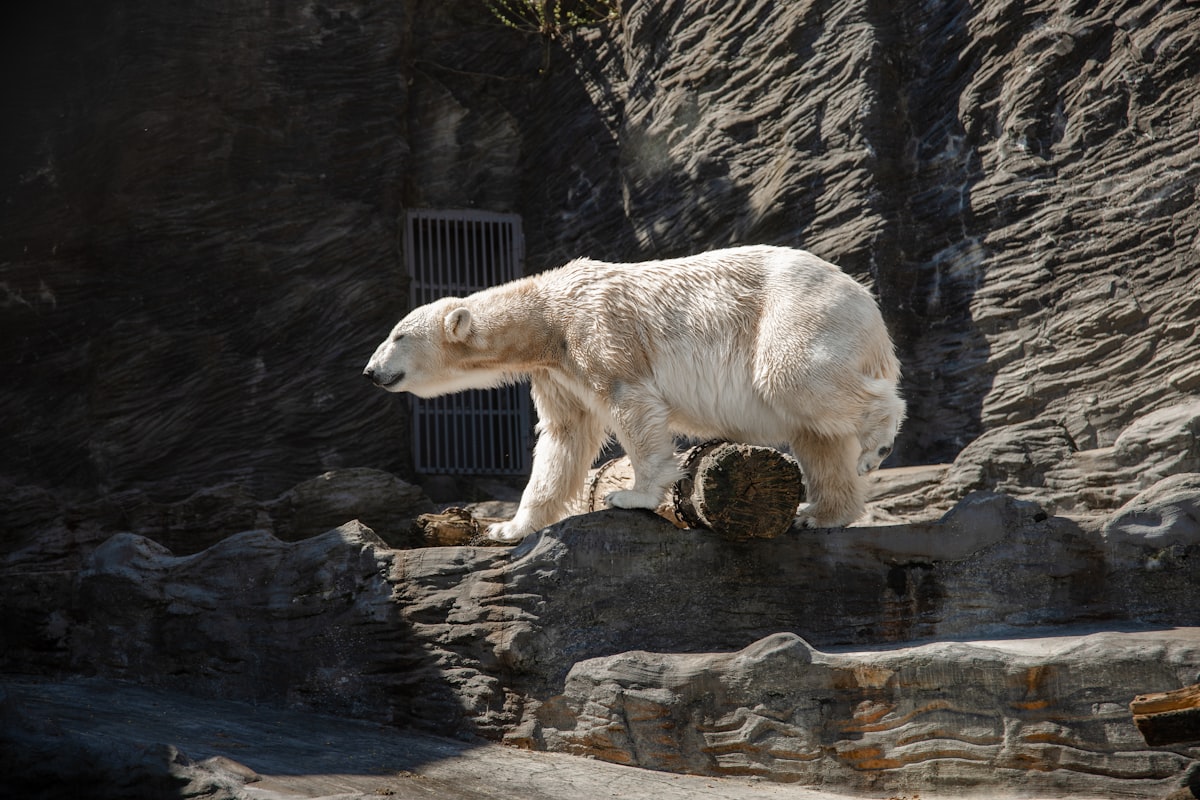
xmin=363 ymin=366 xmax=404 ymax=389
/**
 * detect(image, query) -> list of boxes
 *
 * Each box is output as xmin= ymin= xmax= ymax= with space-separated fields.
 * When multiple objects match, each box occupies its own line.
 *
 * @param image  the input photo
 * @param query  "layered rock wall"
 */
xmin=3 ymin=0 xmax=1198 ymax=498
xmin=557 ymin=0 xmax=1200 ymax=463
xmin=540 ymin=631 xmax=1199 ymax=794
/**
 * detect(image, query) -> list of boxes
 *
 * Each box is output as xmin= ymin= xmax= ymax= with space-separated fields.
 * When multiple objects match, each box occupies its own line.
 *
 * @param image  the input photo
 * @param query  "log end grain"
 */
xmin=1131 ymin=683 xmax=1200 ymax=746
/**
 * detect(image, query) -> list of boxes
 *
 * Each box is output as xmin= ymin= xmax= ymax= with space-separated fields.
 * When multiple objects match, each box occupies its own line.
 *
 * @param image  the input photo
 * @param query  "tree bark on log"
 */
xmin=587 ymin=442 xmax=804 ymax=541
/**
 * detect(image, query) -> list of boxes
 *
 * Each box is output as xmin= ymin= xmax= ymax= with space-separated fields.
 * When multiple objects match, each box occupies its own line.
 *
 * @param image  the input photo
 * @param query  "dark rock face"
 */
xmin=0 ymin=467 xmax=432 ymax=682
xmin=870 ymin=399 xmax=1200 ymax=521
xmin=73 ymin=524 xmax=413 ymax=719
xmin=268 ymin=467 xmax=434 ymax=546
xmin=1 ymin=0 xmax=415 ymax=499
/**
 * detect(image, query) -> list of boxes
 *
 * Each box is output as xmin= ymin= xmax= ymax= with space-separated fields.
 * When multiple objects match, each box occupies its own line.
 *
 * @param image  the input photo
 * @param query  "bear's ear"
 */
xmin=444 ymin=307 xmax=473 ymax=342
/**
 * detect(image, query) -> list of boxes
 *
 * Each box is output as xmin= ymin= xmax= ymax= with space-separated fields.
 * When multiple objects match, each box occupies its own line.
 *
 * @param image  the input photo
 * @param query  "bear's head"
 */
xmin=363 ymin=298 xmax=514 ymax=398
xmin=855 ymin=378 xmax=907 ymax=475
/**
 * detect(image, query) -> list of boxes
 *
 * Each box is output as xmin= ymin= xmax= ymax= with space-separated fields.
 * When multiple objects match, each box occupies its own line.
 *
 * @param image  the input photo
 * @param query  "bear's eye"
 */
xmin=877 ymin=445 xmax=892 ymax=458
xmin=392 ymin=333 xmax=405 ymax=343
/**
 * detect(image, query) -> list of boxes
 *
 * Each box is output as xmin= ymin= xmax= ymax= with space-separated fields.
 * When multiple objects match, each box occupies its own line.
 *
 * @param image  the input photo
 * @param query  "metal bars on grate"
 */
xmin=405 ymin=209 xmax=531 ymax=475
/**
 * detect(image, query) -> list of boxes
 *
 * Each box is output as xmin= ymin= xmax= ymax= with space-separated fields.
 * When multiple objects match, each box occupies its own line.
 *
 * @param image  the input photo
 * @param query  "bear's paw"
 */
xmin=604 ymin=489 xmax=665 ymax=511
xmin=486 ymin=520 xmax=534 ymax=543
xmin=797 ymin=503 xmax=859 ymax=529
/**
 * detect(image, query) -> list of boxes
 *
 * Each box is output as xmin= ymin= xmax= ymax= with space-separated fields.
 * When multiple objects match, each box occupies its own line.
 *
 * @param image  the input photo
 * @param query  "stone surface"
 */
xmin=0 ymin=678 xmax=874 ymax=800
xmin=538 ymin=630 xmax=1200 ymax=795
xmin=0 ymin=467 xmax=431 ymax=558
xmin=0 ymin=467 xmax=431 ymax=682
xmin=267 ymin=467 xmax=434 ymax=547
xmin=68 ymin=522 xmax=413 ymax=720
xmin=1 ymin=0 xmax=418 ymax=500
xmin=0 ymin=682 xmax=252 ymax=800
xmin=4 ymin=473 xmax=1199 ymax=794
xmin=868 ymin=400 xmax=1200 ymax=522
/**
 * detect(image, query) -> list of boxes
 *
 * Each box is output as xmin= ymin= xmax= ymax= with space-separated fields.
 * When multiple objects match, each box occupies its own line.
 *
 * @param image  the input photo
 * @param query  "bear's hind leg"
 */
xmin=605 ymin=389 xmax=682 ymax=512
xmin=791 ymin=430 xmax=866 ymax=528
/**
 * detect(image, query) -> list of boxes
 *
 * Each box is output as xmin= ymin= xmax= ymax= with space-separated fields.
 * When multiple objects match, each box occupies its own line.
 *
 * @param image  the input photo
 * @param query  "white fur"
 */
xmin=364 ymin=245 xmax=905 ymax=541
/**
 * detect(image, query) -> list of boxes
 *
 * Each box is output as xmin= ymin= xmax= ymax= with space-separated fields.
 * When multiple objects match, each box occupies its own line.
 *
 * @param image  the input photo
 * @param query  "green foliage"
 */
xmin=484 ymin=0 xmax=618 ymax=39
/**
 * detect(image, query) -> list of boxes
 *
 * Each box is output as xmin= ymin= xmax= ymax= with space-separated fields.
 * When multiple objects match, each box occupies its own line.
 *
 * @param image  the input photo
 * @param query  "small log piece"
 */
xmin=414 ymin=507 xmax=510 ymax=547
xmin=587 ymin=442 xmax=805 ymax=541
xmin=1131 ymin=683 xmax=1200 ymax=746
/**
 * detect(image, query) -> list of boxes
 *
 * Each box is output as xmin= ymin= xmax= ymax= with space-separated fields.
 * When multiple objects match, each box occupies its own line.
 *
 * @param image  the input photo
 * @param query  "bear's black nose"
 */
xmin=363 ymin=366 xmax=378 ymax=383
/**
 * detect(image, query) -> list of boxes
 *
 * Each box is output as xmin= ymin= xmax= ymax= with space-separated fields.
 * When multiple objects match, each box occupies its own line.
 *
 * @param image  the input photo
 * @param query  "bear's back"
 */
xmin=543 ymin=245 xmax=874 ymax=344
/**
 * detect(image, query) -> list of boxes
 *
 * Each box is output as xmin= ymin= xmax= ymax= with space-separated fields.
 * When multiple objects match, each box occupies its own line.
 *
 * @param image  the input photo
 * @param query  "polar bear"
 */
xmin=364 ymin=245 xmax=904 ymax=542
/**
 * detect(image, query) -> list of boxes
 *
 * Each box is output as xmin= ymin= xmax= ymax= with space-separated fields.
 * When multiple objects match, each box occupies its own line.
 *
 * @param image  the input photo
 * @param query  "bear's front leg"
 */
xmin=791 ymin=430 xmax=866 ymax=528
xmin=604 ymin=389 xmax=682 ymax=512
xmin=486 ymin=383 xmax=604 ymax=543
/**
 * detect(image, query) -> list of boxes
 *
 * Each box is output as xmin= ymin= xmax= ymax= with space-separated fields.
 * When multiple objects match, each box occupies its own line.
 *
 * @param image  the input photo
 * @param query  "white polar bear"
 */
xmin=364 ymin=245 xmax=905 ymax=542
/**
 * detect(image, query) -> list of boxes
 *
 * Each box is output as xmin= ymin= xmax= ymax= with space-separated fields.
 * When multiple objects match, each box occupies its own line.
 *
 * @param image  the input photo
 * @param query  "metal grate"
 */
xmin=405 ymin=209 xmax=531 ymax=475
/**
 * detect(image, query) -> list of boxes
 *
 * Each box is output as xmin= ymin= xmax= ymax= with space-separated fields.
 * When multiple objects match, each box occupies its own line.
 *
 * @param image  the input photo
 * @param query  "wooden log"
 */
xmin=1131 ymin=683 xmax=1200 ymax=746
xmin=587 ymin=442 xmax=805 ymax=541
xmin=416 ymin=443 xmax=804 ymax=546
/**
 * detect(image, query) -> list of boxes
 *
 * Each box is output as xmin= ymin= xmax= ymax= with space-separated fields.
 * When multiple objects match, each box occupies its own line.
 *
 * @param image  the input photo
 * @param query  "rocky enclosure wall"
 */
xmin=558 ymin=0 xmax=1200 ymax=463
xmin=2 ymin=0 xmax=1198 ymax=498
